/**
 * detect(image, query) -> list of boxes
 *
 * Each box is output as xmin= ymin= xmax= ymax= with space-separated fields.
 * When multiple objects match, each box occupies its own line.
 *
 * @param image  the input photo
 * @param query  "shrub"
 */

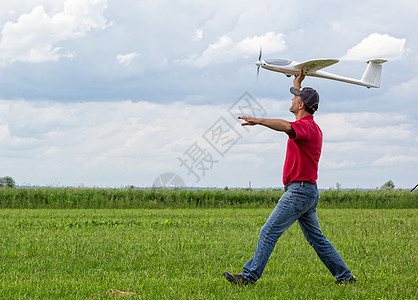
xmin=0 ymin=176 xmax=16 ymax=188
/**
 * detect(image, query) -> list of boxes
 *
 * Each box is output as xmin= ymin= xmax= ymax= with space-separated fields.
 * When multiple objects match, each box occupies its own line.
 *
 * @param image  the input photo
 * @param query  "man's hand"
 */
xmin=238 ymin=116 xmax=260 ymax=126
xmin=293 ymin=70 xmax=305 ymax=89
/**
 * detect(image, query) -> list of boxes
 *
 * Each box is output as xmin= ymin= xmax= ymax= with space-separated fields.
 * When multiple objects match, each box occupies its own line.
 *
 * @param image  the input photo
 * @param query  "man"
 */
xmin=223 ymin=71 xmax=356 ymax=285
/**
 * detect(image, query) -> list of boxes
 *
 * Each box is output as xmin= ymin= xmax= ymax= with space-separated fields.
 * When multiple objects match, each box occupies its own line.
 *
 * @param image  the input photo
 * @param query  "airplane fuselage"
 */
xmin=256 ymin=58 xmax=386 ymax=88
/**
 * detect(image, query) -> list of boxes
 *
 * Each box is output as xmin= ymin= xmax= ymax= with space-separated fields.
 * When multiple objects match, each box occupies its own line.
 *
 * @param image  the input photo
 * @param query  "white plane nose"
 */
xmin=255 ymin=60 xmax=262 ymax=67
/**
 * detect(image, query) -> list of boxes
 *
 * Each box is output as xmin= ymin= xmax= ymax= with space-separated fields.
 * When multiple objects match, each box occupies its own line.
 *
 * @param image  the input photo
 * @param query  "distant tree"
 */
xmin=0 ymin=176 xmax=16 ymax=188
xmin=381 ymin=180 xmax=395 ymax=190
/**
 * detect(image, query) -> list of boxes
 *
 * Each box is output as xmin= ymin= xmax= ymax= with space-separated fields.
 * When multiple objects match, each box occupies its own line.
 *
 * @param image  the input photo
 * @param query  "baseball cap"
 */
xmin=290 ymin=87 xmax=319 ymax=111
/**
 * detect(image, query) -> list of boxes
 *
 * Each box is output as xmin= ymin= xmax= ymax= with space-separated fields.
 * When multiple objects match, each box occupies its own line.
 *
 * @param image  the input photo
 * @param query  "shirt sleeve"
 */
xmin=288 ymin=120 xmax=310 ymax=141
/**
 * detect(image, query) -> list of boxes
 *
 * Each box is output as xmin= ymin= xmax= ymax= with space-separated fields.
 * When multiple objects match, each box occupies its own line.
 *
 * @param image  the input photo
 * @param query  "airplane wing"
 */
xmin=294 ymin=59 xmax=339 ymax=73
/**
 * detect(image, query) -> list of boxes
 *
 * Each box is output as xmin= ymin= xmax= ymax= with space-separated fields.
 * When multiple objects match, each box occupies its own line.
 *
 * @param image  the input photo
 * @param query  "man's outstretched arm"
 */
xmin=238 ymin=116 xmax=295 ymax=135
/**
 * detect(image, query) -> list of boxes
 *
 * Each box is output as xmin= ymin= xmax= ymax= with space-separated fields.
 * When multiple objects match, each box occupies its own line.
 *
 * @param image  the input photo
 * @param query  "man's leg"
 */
xmin=298 ymin=206 xmax=353 ymax=281
xmin=240 ymin=183 xmax=315 ymax=282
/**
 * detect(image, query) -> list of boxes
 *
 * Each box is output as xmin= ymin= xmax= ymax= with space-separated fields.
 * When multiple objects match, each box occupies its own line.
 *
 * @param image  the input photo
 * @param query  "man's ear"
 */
xmin=298 ymin=101 xmax=305 ymax=110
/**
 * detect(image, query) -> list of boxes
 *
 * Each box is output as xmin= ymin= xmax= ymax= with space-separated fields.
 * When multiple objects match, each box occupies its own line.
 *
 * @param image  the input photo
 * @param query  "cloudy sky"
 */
xmin=0 ymin=0 xmax=417 ymax=189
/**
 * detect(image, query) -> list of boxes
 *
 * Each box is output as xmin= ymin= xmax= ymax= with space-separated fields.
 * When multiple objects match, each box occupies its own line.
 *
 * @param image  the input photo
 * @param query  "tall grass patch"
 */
xmin=0 ymin=188 xmax=416 ymax=209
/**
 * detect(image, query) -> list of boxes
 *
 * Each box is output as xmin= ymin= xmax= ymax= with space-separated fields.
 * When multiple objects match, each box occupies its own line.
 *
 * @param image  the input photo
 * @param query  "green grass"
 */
xmin=0 ymin=209 xmax=416 ymax=299
xmin=0 ymin=188 xmax=416 ymax=209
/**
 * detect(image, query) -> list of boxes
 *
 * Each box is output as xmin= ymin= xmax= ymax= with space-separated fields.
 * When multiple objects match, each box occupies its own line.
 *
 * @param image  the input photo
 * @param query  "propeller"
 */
xmin=256 ymin=47 xmax=262 ymax=79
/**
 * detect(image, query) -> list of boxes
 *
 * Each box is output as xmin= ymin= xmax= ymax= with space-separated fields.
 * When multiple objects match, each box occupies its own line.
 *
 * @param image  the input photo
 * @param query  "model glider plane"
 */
xmin=255 ymin=52 xmax=387 ymax=88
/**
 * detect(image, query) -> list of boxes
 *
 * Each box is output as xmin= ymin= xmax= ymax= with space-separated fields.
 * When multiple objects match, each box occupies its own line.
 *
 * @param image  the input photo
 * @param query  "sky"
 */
xmin=0 ymin=0 xmax=417 ymax=189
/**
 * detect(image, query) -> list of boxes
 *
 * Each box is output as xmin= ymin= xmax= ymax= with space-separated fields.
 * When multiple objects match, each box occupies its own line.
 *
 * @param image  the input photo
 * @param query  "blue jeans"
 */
xmin=242 ymin=181 xmax=352 ymax=282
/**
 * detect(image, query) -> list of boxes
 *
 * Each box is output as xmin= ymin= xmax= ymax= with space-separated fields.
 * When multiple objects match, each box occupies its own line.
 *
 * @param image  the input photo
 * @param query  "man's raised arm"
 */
xmin=293 ymin=70 xmax=305 ymax=89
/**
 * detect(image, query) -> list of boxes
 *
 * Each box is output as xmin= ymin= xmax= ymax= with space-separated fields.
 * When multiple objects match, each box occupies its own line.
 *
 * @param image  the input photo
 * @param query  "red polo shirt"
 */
xmin=283 ymin=115 xmax=322 ymax=186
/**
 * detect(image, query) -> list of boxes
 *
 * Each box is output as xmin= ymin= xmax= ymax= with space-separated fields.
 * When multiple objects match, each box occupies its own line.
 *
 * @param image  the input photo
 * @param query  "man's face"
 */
xmin=289 ymin=96 xmax=302 ymax=114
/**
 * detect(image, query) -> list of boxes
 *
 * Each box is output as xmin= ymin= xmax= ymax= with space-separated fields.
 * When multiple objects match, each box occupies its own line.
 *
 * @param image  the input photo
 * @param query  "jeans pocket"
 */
xmin=293 ymin=190 xmax=314 ymax=214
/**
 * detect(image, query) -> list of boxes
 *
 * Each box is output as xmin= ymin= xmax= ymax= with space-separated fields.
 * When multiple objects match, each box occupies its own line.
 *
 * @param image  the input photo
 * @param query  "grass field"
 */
xmin=0 ymin=208 xmax=416 ymax=299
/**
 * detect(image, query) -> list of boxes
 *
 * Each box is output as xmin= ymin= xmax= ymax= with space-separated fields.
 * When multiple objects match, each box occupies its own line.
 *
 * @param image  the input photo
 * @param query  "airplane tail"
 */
xmin=360 ymin=59 xmax=387 ymax=88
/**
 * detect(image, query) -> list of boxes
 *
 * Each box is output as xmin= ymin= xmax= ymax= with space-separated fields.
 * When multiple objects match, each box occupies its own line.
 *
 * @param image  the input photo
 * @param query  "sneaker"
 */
xmin=223 ymin=271 xmax=252 ymax=285
xmin=335 ymin=275 xmax=356 ymax=285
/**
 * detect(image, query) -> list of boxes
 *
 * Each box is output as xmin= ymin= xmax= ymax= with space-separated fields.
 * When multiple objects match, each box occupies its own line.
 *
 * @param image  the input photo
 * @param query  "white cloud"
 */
xmin=372 ymin=155 xmax=418 ymax=167
xmin=317 ymin=112 xmax=411 ymax=142
xmin=0 ymin=122 xmax=10 ymax=143
xmin=236 ymin=31 xmax=286 ymax=56
xmin=315 ymin=112 xmax=417 ymax=182
xmin=320 ymin=159 xmax=354 ymax=170
xmin=116 ymin=52 xmax=140 ymax=65
xmin=43 ymin=145 xmax=59 ymax=156
xmin=388 ymin=75 xmax=418 ymax=100
xmin=0 ymin=0 xmax=110 ymax=64
xmin=341 ymin=33 xmax=407 ymax=61
xmin=194 ymin=29 xmax=203 ymax=40
xmin=0 ymin=99 xmax=227 ymax=186
xmin=178 ymin=31 xmax=286 ymax=67
xmin=0 ymin=98 xmax=417 ymax=188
